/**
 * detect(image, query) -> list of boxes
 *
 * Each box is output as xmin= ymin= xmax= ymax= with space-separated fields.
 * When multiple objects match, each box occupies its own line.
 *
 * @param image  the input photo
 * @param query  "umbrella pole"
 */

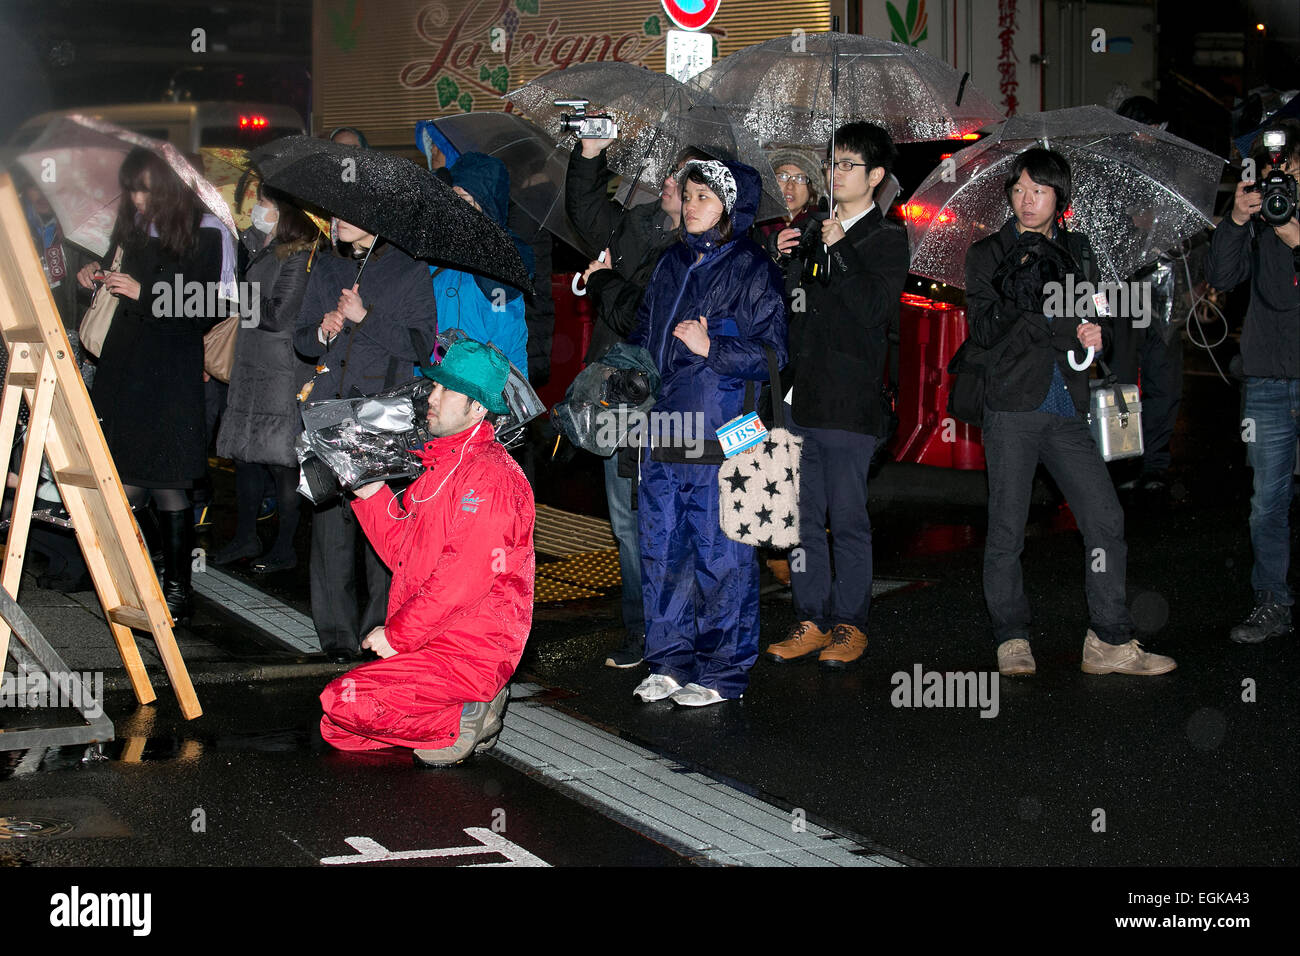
xmin=353 ymin=235 xmax=378 ymax=286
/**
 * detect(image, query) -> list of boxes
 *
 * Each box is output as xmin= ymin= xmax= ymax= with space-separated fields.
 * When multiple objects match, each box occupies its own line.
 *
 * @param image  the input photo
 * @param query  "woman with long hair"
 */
xmin=626 ymin=159 xmax=788 ymax=707
xmin=212 ymin=177 xmax=319 ymax=573
xmin=76 ymin=146 xmax=231 ymax=623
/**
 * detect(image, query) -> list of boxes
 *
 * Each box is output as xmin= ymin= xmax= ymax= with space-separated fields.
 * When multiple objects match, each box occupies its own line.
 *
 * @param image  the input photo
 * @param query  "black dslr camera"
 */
xmin=555 ymin=99 xmax=618 ymax=139
xmin=789 ymin=205 xmax=831 ymax=283
xmin=1249 ymin=128 xmax=1297 ymax=226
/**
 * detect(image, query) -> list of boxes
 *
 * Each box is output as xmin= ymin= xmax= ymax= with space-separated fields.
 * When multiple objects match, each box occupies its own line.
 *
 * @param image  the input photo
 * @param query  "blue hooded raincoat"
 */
xmin=429 ymin=152 xmax=530 ymax=372
xmin=627 ymin=160 xmax=788 ymax=698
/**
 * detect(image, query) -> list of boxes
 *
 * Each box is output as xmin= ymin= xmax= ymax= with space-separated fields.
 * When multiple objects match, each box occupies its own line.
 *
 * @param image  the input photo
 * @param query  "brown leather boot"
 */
xmin=765 ymin=558 xmax=791 ymax=586
xmin=818 ymin=624 xmax=868 ymax=669
xmin=765 ymin=621 xmax=830 ymax=662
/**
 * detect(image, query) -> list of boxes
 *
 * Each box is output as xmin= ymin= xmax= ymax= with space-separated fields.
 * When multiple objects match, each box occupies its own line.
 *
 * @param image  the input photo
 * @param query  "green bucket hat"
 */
xmin=421 ymin=339 xmax=510 ymax=415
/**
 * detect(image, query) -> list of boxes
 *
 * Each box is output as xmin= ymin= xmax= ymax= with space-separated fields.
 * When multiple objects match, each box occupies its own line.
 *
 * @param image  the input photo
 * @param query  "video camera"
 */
xmin=555 ymin=99 xmax=618 ymax=140
xmin=1249 ymin=128 xmax=1297 ymax=226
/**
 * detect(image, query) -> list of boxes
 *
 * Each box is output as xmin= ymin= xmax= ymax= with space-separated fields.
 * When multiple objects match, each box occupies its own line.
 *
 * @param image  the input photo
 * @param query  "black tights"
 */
xmin=124 ymin=485 xmax=190 ymax=513
xmin=233 ymin=460 xmax=300 ymax=559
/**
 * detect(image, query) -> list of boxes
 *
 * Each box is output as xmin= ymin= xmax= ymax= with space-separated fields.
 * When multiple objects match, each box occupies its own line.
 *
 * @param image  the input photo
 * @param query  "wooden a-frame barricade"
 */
xmin=0 ymin=172 xmax=201 ymax=729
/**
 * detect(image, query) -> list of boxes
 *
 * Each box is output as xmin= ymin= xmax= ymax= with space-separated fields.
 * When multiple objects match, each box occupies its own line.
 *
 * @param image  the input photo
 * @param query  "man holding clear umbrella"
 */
xmin=966 ymin=147 xmax=1176 ymax=678
xmin=565 ymin=134 xmax=714 ymax=669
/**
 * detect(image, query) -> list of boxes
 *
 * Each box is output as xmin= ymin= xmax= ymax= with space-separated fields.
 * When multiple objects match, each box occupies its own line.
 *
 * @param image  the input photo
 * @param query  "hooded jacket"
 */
xmin=352 ymin=421 xmax=535 ymax=683
xmin=627 ymin=160 xmax=788 ymax=459
xmin=431 ymin=152 xmax=530 ymax=371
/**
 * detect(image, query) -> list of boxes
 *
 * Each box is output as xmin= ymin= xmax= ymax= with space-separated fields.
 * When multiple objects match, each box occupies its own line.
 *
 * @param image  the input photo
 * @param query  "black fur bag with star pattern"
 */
xmin=718 ymin=348 xmax=802 ymax=549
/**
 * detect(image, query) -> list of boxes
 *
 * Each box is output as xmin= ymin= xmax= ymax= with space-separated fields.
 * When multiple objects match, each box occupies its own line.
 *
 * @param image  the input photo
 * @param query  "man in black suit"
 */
xmin=764 ymin=121 xmax=910 ymax=669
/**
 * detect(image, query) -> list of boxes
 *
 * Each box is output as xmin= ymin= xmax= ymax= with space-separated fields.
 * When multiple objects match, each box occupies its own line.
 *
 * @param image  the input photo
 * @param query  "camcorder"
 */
xmin=1248 ymin=128 xmax=1297 ymax=226
xmin=555 ymin=99 xmax=618 ymax=139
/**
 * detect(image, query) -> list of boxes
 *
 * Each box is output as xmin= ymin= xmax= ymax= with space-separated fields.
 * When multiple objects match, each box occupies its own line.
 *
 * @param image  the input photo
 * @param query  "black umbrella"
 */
xmin=249 ymin=135 xmax=530 ymax=291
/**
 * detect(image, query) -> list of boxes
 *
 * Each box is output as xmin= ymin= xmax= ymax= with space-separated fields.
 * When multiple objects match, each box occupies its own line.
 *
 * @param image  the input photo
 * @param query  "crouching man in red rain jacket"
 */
xmin=319 ymin=339 xmax=535 ymax=767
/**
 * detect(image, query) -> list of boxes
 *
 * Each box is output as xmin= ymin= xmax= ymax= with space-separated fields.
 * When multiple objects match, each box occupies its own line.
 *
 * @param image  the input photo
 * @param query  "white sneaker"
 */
xmin=633 ymin=673 xmax=682 ymax=702
xmin=670 ymin=683 xmax=730 ymax=707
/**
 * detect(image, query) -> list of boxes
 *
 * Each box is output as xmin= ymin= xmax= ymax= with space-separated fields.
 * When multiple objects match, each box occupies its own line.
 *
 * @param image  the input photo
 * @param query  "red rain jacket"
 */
xmin=352 ymin=421 xmax=535 ymax=692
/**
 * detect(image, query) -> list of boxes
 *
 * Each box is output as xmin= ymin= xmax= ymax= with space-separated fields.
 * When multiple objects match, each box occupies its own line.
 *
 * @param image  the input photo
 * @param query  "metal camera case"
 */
xmin=1086 ymin=381 xmax=1144 ymax=461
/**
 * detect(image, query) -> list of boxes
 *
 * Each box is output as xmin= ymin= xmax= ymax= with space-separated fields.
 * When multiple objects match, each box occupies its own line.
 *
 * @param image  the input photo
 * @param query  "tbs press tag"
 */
xmin=1091 ymin=290 xmax=1113 ymax=317
xmin=717 ymin=412 xmax=767 ymax=458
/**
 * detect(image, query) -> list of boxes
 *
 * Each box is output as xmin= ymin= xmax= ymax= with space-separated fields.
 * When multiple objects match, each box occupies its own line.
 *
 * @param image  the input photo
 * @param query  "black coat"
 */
xmin=786 ymin=206 xmax=910 ymax=435
xmin=91 ymin=223 xmax=224 ymax=487
xmin=292 ymin=242 xmax=437 ymax=400
xmin=565 ymin=145 xmax=678 ymax=363
xmin=216 ymin=232 xmax=315 ymax=466
xmin=965 ymin=220 xmax=1109 ymax=414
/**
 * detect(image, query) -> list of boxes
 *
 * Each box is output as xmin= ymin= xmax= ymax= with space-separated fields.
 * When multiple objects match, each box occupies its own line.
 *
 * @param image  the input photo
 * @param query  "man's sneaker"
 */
xmin=818 ymin=624 xmax=867 ymax=669
xmin=1228 ymin=602 xmax=1293 ymax=644
xmin=765 ymin=620 xmax=830 ymax=663
xmin=670 ymin=683 xmax=733 ymax=707
xmin=633 ymin=673 xmax=681 ymax=702
xmin=604 ymin=632 xmax=645 ymax=668
xmin=996 ymin=638 xmax=1037 ymax=676
xmin=1081 ymin=629 xmax=1176 ymax=676
xmin=413 ymin=689 xmax=506 ymax=767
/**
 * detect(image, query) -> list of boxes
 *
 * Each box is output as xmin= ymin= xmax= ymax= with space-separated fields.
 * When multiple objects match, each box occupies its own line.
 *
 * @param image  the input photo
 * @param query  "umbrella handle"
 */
xmin=571 ymin=249 xmax=607 ymax=297
xmin=1068 ymin=345 xmax=1095 ymax=371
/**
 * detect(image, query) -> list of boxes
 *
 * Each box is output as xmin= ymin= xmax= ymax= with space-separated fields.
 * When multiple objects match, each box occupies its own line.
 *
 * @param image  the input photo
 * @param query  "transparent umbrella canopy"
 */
xmin=424 ymin=111 xmax=583 ymax=253
xmin=904 ymin=106 xmax=1226 ymax=288
xmin=688 ymin=32 xmax=1004 ymax=147
xmin=506 ymin=60 xmax=788 ymax=221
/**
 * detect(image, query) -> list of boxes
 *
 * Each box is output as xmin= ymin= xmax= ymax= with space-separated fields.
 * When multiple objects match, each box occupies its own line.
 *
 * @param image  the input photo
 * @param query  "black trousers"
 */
xmin=787 ymin=408 xmax=877 ymax=631
xmin=309 ymin=497 xmax=391 ymax=653
xmin=982 ymin=408 xmax=1135 ymax=646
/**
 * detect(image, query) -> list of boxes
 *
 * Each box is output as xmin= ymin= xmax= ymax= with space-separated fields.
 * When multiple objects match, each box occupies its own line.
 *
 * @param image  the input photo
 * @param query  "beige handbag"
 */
xmin=78 ymin=246 xmax=123 ymax=357
xmin=203 ymin=314 xmax=239 ymax=383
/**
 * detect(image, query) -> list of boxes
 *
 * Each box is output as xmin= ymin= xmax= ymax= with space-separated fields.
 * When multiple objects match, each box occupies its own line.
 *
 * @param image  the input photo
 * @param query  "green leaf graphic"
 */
xmin=712 ymin=36 xmax=719 ymax=58
xmin=489 ymin=66 xmax=510 ymax=94
xmin=328 ymin=0 xmax=360 ymax=52
xmin=643 ymin=15 xmax=661 ymax=36
xmin=480 ymin=65 xmax=491 ymax=82
xmin=515 ymin=0 xmax=538 ymax=13
xmin=437 ymin=75 xmax=460 ymax=109
xmin=886 ymin=2 xmax=908 ymax=44
xmin=906 ymin=0 xmax=918 ymax=31
xmin=458 ymin=92 xmax=474 ymax=113
xmin=917 ymin=27 xmax=928 ymax=44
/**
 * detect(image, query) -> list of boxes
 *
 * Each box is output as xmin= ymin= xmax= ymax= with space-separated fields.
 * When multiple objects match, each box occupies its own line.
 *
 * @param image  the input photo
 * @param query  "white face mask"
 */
xmin=250 ymin=204 xmax=279 ymax=235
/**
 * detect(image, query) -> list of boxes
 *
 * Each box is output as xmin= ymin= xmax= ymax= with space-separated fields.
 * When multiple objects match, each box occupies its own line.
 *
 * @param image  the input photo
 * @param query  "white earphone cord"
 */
xmin=386 ymin=417 xmax=484 ymax=521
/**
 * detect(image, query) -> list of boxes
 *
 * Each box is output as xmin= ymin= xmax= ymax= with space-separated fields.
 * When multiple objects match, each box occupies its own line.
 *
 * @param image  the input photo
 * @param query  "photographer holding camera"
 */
xmin=565 ymin=117 xmax=715 ymax=669
xmin=1207 ymin=120 xmax=1300 ymax=644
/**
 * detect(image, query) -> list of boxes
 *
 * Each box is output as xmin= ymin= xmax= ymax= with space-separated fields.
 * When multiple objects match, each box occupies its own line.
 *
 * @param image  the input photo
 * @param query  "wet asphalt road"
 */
xmin=0 ymin=679 xmax=686 ymax=867
xmin=3 ymin=342 xmax=1297 ymax=868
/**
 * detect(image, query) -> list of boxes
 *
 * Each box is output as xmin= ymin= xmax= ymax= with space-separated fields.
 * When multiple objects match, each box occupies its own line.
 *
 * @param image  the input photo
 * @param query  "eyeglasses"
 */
xmin=775 ymin=172 xmax=811 ymax=185
xmin=821 ymin=159 xmax=870 ymax=172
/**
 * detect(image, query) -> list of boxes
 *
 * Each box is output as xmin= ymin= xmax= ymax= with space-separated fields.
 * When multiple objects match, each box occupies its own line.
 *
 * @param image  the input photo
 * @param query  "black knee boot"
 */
xmin=158 ymin=508 xmax=194 ymax=624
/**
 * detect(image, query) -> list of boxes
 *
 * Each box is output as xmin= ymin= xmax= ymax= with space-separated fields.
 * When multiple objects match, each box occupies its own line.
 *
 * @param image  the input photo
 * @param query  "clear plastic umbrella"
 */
xmin=689 ymin=32 xmax=1003 ymax=147
xmin=904 ymin=106 xmax=1226 ymax=288
xmin=417 ymin=111 xmax=582 ymax=253
xmin=17 ymin=114 xmax=238 ymax=258
xmin=505 ymin=60 xmax=787 ymax=220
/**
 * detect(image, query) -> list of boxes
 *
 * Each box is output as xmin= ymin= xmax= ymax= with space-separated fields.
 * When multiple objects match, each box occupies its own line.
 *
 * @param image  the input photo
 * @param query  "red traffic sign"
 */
xmin=661 ymin=0 xmax=721 ymax=31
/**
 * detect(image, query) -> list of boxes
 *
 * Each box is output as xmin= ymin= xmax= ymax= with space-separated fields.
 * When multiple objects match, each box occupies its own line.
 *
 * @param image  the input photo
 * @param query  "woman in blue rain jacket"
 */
xmin=627 ymin=159 xmax=788 ymax=707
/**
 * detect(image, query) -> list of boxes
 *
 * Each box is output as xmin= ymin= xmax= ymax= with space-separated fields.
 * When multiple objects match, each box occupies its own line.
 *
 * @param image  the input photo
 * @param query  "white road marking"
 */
xmin=320 ymin=828 xmax=549 ymax=867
